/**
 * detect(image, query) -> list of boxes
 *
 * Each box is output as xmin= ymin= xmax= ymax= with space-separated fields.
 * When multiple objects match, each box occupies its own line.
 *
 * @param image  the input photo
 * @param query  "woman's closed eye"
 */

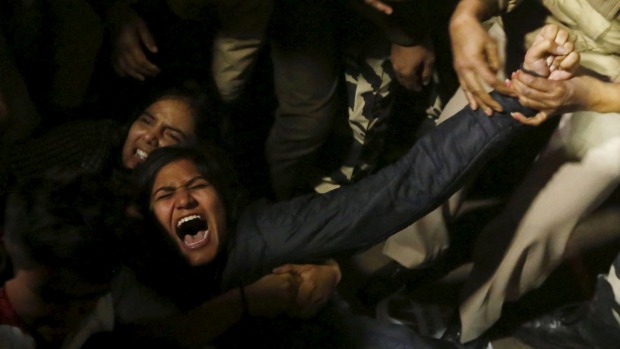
xmin=164 ymin=130 xmax=184 ymax=143
xmin=189 ymin=182 xmax=210 ymax=191
xmin=154 ymin=191 xmax=175 ymax=201
xmin=140 ymin=114 xmax=155 ymax=125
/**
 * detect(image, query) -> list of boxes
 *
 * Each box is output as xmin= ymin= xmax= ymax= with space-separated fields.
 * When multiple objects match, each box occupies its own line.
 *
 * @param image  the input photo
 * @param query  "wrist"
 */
xmin=586 ymin=78 xmax=620 ymax=113
xmin=450 ymin=0 xmax=495 ymax=26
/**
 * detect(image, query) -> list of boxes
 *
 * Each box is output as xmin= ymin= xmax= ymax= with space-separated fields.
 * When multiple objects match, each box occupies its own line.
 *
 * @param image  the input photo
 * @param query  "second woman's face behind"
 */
xmin=150 ymin=158 xmax=227 ymax=266
xmin=122 ymin=97 xmax=197 ymax=169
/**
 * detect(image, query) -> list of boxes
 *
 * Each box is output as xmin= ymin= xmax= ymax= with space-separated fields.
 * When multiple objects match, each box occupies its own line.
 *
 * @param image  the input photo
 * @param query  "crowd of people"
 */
xmin=0 ymin=0 xmax=619 ymax=348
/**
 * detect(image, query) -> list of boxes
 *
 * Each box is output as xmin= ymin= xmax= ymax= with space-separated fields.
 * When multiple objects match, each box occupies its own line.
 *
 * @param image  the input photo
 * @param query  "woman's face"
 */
xmin=122 ymin=97 xmax=196 ymax=169
xmin=150 ymin=159 xmax=227 ymax=266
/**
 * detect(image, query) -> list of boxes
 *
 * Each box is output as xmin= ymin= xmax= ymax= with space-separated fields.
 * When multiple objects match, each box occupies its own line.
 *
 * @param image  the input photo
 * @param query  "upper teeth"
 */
xmin=177 ymin=215 xmax=202 ymax=227
xmin=136 ymin=149 xmax=148 ymax=160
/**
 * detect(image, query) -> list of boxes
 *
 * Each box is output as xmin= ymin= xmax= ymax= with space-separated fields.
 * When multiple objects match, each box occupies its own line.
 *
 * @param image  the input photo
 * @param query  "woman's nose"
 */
xmin=143 ymin=129 xmax=159 ymax=147
xmin=177 ymin=188 xmax=197 ymax=208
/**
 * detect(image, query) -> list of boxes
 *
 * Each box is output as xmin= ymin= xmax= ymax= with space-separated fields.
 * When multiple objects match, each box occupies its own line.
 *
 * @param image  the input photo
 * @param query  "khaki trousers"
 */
xmin=382 ymin=6 xmax=620 ymax=342
xmin=459 ymin=112 xmax=620 ymax=342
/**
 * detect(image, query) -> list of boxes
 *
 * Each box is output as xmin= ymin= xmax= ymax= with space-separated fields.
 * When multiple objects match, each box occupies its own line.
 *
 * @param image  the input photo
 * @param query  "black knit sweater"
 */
xmin=1 ymin=119 xmax=126 ymax=193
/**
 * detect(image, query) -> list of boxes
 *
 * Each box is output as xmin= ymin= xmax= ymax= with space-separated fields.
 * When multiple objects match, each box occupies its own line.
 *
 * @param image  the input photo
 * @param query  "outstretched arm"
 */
xmin=228 ymin=90 xmax=535 ymax=283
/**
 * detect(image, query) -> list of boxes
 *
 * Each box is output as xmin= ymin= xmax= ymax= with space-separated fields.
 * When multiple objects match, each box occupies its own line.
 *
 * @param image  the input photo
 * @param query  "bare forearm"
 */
xmin=451 ymin=0 xmax=501 ymax=24
xmin=584 ymin=77 xmax=620 ymax=113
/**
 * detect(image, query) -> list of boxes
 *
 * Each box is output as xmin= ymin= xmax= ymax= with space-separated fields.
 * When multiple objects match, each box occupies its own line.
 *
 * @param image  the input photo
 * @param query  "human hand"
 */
xmin=108 ymin=2 xmax=160 ymax=81
xmin=522 ymin=24 xmax=579 ymax=81
xmin=363 ymin=0 xmax=395 ymax=15
xmin=272 ymin=260 xmax=341 ymax=319
xmin=449 ymin=12 xmax=513 ymax=115
xmin=510 ymin=72 xmax=590 ymax=126
xmin=243 ymin=273 xmax=301 ymax=318
xmin=391 ymin=40 xmax=435 ymax=92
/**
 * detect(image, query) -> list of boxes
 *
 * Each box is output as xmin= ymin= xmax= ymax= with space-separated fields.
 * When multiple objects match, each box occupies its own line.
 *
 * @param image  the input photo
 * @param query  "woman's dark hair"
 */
xmin=123 ymin=84 xmax=223 ymax=146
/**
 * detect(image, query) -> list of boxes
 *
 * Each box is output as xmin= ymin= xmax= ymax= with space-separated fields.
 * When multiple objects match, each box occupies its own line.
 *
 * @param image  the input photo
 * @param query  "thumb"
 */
xmin=273 ymin=264 xmax=294 ymax=274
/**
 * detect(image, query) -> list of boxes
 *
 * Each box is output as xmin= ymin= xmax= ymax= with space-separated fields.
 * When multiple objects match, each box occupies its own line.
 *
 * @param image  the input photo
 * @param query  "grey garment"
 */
xmin=265 ymin=0 xmax=340 ymax=200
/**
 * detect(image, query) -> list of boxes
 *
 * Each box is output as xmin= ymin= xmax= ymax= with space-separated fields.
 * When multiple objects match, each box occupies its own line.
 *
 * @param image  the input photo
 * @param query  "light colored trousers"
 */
xmin=459 ymin=111 xmax=620 ymax=342
xmin=383 ymin=14 xmax=620 ymax=342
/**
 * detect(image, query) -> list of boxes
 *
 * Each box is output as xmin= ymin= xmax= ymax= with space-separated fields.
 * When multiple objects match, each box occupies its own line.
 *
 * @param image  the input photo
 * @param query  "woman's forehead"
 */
xmin=154 ymin=159 xmax=202 ymax=184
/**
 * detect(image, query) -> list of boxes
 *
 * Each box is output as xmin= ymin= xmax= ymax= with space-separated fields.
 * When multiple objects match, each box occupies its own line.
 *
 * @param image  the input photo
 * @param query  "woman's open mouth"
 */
xmin=176 ymin=215 xmax=210 ymax=249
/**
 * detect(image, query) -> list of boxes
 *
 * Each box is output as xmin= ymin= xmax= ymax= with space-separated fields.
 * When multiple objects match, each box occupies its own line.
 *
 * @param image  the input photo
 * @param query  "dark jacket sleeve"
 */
xmin=222 ymin=93 xmax=535 ymax=288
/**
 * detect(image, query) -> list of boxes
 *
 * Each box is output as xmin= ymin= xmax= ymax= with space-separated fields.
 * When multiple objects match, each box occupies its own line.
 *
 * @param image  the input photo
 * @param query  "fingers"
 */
xmin=527 ymin=38 xmax=557 ymax=63
xmin=461 ymin=85 xmax=478 ymax=110
xmin=460 ymin=70 xmax=503 ymax=115
xmin=116 ymin=48 xmax=159 ymax=81
xmin=364 ymin=0 xmax=393 ymax=15
xmin=511 ymin=111 xmax=549 ymax=126
xmin=553 ymin=27 xmax=568 ymax=46
xmin=556 ymin=51 xmax=580 ymax=74
xmin=513 ymin=70 xmax=555 ymax=95
xmin=112 ymin=20 xmax=160 ymax=81
xmin=273 ymin=263 xmax=306 ymax=275
xmin=272 ymin=264 xmax=292 ymax=274
xmin=512 ymin=71 xmax=567 ymax=113
xmin=138 ymin=22 xmax=158 ymax=54
xmin=295 ymin=281 xmax=314 ymax=307
xmin=539 ymin=23 xmax=560 ymax=41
